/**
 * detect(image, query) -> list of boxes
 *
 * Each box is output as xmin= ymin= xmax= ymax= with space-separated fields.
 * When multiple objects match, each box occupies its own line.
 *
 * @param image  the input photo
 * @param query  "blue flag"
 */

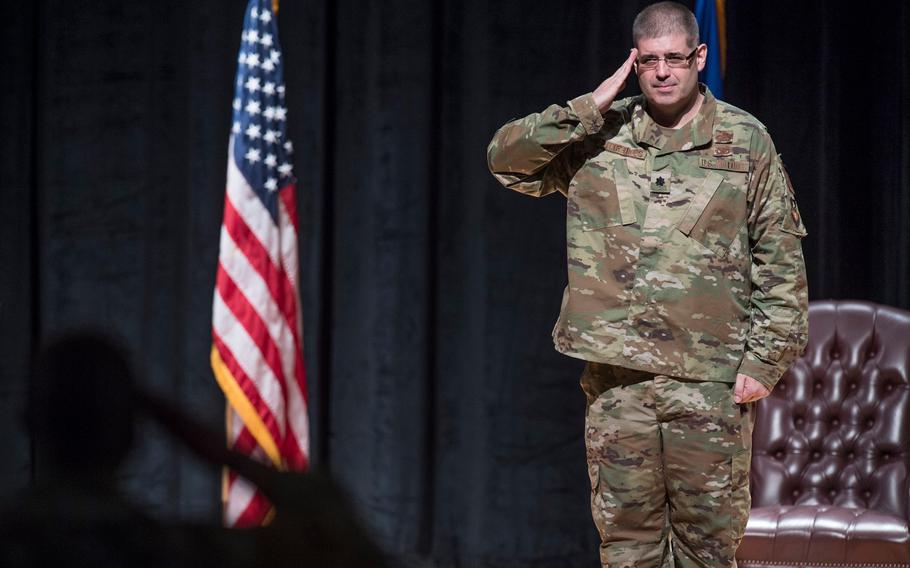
xmin=695 ymin=0 xmax=725 ymax=99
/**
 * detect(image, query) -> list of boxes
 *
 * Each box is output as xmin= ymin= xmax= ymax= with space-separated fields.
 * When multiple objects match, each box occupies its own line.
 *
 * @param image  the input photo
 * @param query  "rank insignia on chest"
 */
xmin=713 ymin=146 xmax=733 ymax=158
xmin=650 ymin=172 xmax=671 ymax=194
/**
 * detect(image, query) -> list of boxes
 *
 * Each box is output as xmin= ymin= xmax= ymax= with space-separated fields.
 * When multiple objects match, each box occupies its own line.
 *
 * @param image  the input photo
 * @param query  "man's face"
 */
xmin=635 ymin=33 xmax=706 ymax=118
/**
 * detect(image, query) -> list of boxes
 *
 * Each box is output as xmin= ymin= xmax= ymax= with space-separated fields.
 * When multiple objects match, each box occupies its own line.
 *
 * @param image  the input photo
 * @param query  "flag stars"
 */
xmin=245 ymin=100 xmax=261 ymax=115
xmin=245 ymin=124 xmax=261 ymax=140
xmin=245 ymin=76 xmax=261 ymax=93
xmin=235 ymin=10 xmax=295 ymax=192
xmin=245 ymin=148 xmax=261 ymax=164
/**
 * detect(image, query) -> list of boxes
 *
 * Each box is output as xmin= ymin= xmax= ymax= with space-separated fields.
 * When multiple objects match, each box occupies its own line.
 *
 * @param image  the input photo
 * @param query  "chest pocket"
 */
xmin=568 ymin=159 xmax=637 ymax=231
xmin=677 ymin=169 xmax=748 ymax=257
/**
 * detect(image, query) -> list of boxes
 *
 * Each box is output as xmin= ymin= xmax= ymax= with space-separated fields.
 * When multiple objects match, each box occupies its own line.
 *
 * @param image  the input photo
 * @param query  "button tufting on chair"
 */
xmin=738 ymin=301 xmax=910 ymax=567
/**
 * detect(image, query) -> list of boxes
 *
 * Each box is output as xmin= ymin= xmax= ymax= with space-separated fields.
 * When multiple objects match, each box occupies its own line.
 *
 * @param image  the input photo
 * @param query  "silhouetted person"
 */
xmin=2 ymin=329 xmax=386 ymax=567
xmin=0 ymin=330 xmax=168 ymax=567
xmin=135 ymin=387 xmax=388 ymax=568
xmin=28 ymin=330 xmax=135 ymax=488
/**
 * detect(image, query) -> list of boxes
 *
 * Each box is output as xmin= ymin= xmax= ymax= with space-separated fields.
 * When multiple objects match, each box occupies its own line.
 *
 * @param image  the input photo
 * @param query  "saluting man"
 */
xmin=486 ymin=2 xmax=808 ymax=566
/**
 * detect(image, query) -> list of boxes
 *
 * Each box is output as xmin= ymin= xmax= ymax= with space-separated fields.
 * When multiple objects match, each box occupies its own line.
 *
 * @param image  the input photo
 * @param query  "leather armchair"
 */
xmin=737 ymin=300 xmax=910 ymax=567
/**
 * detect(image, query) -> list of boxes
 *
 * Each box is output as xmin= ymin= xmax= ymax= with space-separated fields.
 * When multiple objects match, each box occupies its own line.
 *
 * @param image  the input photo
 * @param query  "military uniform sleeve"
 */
xmin=486 ymin=93 xmax=603 ymax=198
xmin=737 ymin=131 xmax=809 ymax=392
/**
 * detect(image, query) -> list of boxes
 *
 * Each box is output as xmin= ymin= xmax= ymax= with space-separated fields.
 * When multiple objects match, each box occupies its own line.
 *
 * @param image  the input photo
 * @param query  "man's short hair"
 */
xmin=632 ymin=1 xmax=700 ymax=48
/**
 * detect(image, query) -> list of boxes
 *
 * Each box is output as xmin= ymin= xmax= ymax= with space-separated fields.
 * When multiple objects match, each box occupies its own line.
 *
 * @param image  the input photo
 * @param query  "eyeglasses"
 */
xmin=636 ymin=47 xmax=699 ymax=70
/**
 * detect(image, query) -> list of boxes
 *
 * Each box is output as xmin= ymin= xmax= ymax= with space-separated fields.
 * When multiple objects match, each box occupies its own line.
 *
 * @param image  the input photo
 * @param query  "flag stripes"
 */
xmin=213 ymin=0 xmax=308 ymax=527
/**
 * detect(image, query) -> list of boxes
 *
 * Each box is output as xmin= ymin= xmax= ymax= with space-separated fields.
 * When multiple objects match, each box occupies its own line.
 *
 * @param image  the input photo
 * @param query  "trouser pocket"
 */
xmin=584 ymin=374 xmax=666 ymax=560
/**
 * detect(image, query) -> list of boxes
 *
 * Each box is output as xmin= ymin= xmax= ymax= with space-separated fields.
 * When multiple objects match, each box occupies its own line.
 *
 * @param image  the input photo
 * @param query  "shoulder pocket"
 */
xmin=678 ymin=171 xmax=724 ymax=234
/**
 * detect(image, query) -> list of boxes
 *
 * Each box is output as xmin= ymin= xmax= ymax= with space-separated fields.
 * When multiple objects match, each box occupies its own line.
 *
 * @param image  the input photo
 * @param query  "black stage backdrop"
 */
xmin=2 ymin=1 xmax=909 ymax=566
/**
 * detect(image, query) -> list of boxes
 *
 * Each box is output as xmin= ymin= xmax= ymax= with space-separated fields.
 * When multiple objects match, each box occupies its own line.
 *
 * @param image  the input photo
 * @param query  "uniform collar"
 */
xmin=630 ymin=83 xmax=716 ymax=155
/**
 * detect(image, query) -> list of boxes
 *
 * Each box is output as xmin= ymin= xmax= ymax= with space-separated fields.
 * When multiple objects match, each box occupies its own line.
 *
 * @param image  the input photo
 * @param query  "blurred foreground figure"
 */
xmin=0 ymin=331 xmax=170 ymax=567
xmin=487 ymin=2 xmax=808 ymax=566
xmin=1 ymin=330 xmax=385 ymax=567
xmin=135 ymin=386 xmax=388 ymax=568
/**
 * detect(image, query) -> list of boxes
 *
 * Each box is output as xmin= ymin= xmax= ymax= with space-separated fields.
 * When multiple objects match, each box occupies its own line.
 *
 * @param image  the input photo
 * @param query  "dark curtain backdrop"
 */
xmin=2 ymin=1 xmax=909 ymax=566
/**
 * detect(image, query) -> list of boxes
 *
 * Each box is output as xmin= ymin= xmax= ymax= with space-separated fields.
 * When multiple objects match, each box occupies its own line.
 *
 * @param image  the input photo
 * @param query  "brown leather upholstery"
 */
xmin=737 ymin=300 xmax=910 ymax=566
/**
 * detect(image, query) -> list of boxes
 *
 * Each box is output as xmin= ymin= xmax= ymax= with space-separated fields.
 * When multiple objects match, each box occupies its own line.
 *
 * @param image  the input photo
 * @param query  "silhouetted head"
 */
xmin=27 ymin=330 xmax=136 ymax=481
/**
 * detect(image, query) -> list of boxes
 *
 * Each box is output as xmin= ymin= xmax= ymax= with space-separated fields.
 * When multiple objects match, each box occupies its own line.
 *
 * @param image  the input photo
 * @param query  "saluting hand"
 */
xmin=592 ymin=49 xmax=638 ymax=113
xmin=734 ymin=373 xmax=771 ymax=404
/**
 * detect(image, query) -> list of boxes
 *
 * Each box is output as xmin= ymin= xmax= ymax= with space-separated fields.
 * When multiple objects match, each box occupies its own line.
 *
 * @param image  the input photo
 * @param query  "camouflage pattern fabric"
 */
xmin=486 ymin=85 xmax=808 ymax=391
xmin=580 ymin=362 xmax=754 ymax=568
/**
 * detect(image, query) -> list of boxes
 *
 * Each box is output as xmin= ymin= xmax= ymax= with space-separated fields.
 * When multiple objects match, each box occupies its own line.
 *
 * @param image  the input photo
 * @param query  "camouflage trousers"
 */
xmin=580 ymin=362 xmax=755 ymax=568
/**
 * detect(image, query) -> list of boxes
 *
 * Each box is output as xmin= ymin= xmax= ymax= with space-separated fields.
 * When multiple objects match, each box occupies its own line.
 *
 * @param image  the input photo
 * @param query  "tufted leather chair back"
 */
xmin=750 ymin=300 xmax=910 ymax=521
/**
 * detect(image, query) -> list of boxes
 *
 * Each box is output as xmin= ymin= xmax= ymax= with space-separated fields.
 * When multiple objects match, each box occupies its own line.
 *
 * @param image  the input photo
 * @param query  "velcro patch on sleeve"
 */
xmin=777 ymin=162 xmax=807 ymax=237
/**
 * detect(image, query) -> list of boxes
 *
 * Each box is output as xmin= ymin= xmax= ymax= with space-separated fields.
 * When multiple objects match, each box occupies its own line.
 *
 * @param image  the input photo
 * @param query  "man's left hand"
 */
xmin=734 ymin=374 xmax=770 ymax=404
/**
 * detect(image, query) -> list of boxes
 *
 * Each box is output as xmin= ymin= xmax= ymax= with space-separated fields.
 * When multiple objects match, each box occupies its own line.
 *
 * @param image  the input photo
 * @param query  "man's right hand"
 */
xmin=592 ymin=49 xmax=638 ymax=113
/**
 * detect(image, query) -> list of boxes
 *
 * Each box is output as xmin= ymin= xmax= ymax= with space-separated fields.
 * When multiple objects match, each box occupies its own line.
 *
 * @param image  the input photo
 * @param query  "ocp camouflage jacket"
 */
xmin=487 ymin=85 xmax=808 ymax=391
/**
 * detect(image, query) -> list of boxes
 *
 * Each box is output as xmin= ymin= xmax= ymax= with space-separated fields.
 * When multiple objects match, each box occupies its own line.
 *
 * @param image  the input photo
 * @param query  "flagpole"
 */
xmin=272 ymin=0 xmax=279 ymax=15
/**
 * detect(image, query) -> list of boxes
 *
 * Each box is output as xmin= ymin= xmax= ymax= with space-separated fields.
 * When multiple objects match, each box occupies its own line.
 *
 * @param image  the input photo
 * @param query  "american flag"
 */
xmin=211 ymin=0 xmax=309 ymax=527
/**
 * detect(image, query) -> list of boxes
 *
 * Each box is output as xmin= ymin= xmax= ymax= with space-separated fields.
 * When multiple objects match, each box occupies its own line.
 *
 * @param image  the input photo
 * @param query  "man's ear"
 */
xmin=696 ymin=43 xmax=708 ymax=72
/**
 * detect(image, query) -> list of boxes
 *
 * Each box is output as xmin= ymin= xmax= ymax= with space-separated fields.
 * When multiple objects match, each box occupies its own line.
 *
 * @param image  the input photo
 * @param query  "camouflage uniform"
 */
xmin=486 ymin=85 xmax=808 ymax=567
